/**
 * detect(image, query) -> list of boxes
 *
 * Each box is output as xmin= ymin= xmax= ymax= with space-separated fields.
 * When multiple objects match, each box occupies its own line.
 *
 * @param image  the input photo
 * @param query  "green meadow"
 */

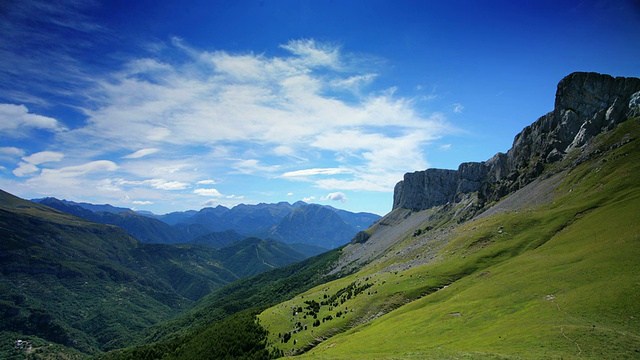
xmin=258 ymin=118 xmax=640 ymax=359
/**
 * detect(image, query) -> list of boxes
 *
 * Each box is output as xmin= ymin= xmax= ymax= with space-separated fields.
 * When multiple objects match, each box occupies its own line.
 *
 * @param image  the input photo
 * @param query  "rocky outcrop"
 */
xmin=350 ymin=230 xmax=371 ymax=244
xmin=393 ymin=72 xmax=640 ymax=211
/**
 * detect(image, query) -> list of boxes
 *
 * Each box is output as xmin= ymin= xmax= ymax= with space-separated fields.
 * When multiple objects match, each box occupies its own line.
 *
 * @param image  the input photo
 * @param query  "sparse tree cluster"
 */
xmin=281 ymin=279 xmax=375 ymax=347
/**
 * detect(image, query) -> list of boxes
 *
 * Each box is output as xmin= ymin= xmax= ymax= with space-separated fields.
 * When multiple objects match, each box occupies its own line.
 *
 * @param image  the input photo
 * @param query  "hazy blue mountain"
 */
xmin=148 ymin=210 xmax=199 ymax=225
xmin=265 ymin=204 xmax=357 ymax=248
xmin=328 ymin=207 xmax=381 ymax=230
xmin=174 ymin=202 xmax=380 ymax=248
xmin=34 ymin=197 xmax=191 ymax=244
xmin=33 ymin=198 xmax=381 ymax=250
xmin=31 ymin=197 xmax=132 ymax=214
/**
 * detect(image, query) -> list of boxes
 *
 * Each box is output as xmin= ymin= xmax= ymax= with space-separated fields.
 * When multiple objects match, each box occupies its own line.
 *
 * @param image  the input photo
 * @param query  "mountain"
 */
xmin=178 ymin=202 xmax=296 ymax=234
xmin=0 ymin=190 xmax=310 ymax=357
xmin=216 ymin=237 xmax=309 ymax=278
xmin=150 ymin=210 xmax=198 ymax=225
xmin=30 ymin=197 xmax=131 ymax=214
xmin=179 ymin=202 xmax=379 ymax=249
xmin=324 ymin=206 xmax=381 ymax=231
xmin=187 ymin=229 xmax=245 ymax=248
xmin=265 ymin=204 xmax=358 ymax=248
xmin=34 ymin=197 xmax=191 ymax=244
xmin=97 ymin=72 xmax=640 ymax=360
xmin=35 ymin=197 xmax=380 ymax=250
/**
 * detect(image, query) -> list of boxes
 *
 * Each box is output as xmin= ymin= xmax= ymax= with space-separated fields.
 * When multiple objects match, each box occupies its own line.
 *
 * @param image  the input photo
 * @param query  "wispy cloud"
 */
xmin=116 ymin=178 xmax=190 ymax=191
xmin=0 ymin=20 xmax=454 ymax=211
xmin=22 ymin=151 xmax=65 ymax=165
xmin=0 ymin=147 xmax=25 ymax=158
xmin=0 ymin=1 xmax=108 ymax=106
xmin=281 ymin=168 xmax=352 ymax=178
xmin=122 ymin=148 xmax=160 ymax=159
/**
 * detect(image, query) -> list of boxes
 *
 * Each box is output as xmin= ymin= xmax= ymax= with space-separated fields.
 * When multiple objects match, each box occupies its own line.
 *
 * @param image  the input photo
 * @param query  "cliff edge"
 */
xmin=393 ymin=72 xmax=640 ymax=211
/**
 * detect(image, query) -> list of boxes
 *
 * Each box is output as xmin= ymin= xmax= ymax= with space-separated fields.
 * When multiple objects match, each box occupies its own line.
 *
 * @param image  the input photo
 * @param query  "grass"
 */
xmin=257 ymin=119 xmax=640 ymax=359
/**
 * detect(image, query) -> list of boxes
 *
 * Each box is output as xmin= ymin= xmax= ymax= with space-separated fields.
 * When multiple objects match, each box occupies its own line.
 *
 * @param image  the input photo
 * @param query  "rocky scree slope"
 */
xmin=336 ymin=72 xmax=640 ymax=277
xmin=393 ymin=72 xmax=640 ymax=211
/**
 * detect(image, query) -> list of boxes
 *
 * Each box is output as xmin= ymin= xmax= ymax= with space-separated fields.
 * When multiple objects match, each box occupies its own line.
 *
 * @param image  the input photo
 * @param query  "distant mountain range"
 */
xmin=32 ymin=198 xmax=380 ymax=250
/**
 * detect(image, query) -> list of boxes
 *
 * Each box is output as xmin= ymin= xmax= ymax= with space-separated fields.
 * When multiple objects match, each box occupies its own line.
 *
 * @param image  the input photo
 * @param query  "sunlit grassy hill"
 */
xmin=257 ymin=118 xmax=640 ymax=359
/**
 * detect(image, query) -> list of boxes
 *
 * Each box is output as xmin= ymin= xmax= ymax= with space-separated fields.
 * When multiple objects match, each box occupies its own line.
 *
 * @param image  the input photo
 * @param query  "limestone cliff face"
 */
xmin=393 ymin=72 xmax=640 ymax=211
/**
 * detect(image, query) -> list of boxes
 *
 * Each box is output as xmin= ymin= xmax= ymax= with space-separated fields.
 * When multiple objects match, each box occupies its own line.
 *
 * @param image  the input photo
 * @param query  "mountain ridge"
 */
xmin=33 ymin=198 xmax=380 ymax=249
xmin=393 ymin=72 xmax=640 ymax=212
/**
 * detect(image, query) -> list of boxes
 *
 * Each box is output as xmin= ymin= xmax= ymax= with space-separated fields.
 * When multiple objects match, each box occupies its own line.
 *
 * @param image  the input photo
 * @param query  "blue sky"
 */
xmin=1 ymin=0 xmax=639 ymax=216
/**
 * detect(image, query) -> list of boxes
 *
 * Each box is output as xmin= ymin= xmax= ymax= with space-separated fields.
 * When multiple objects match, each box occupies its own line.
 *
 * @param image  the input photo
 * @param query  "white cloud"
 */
xmin=13 ymin=162 xmax=39 ymax=177
xmin=117 ymin=178 xmax=189 ymax=190
xmin=453 ymin=103 xmax=464 ymax=113
xmin=302 ymin=196 xmax=315 ymax=203
xmin=194 ymin=188 xmax=223 ymax=197
xmin=22 ymin=151 xmax=64 ymax=165
xmin=0 ymin=147 xmax=25 ymax=158
xmin=0 ymin=103 xmax=66 ymax=135
xmin=321 ymin=191 xmax=348 ymax=203
xmin=43 ymin=160 xmax=118 ymax=178
xmin=12 ymin=151 xmax=65 ymax=177
xmin=123 ymin=148 xmax=159 ymax=159
xmin=63 ymin=39 xmax=451 ymax=185
xmin=197 ymin=190 xmax=244 ymax=208
xmin=20 ymin=160 xmax=119 ymax=196
xmin=197 ymin=179 xmax=217 ymax=185
xmin=281 ymin=168 xmax=352 ymax=178
xmin=74 ymin=38 xmax=447 ymax=153
xmin=132 ymin=200 xmax=154 ymax=205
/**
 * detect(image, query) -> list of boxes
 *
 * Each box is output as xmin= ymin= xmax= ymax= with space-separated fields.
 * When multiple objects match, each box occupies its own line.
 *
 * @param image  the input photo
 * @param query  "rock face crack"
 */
xmin=393 ymin=72 xmax=640 ymax=212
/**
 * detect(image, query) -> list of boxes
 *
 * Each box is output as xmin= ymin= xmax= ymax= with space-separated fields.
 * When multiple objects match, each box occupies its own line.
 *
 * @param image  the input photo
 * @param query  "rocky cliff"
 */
xmin=393 ymin=72 xmax=640 ymax=211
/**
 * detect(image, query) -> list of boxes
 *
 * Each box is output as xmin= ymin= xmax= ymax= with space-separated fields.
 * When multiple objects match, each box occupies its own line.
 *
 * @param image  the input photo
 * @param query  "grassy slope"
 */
xmin=95 ymin=247 xmax=349 ymax=359
xmin=259 ymin=119 xmax=640 ymax=359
